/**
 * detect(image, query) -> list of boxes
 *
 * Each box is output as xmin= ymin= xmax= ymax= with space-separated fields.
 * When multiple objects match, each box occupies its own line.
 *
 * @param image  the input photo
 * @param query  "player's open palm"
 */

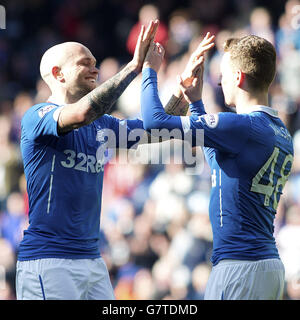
xmin=132 ymin=19 xmax=159 ymax=72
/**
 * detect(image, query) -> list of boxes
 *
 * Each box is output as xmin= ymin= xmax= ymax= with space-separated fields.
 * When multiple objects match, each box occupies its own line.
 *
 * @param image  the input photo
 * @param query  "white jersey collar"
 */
xmin=46 ymin=95 xmax=65 ymax=106
xmin=242 ymin=105 xmax=278 ymax=117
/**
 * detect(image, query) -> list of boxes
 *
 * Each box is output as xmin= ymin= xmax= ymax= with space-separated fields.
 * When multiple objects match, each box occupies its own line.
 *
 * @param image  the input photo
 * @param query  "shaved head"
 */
xmin=39 ymin=42 xmax=98 ymax=99
xmin=40 ymin=42 xmax=95 ymax=84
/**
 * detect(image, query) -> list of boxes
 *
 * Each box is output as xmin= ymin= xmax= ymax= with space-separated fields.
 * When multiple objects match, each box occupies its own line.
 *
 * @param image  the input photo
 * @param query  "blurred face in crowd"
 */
xmin=40 ymin=42 xmax=99 ymax=100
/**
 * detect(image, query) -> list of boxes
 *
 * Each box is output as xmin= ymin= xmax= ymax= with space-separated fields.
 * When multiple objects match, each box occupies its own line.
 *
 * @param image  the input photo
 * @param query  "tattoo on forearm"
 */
xmin=165 ymin=94 xmax=189 ymax=116
xmin=85 ymin=65 xmax=138 ymax=120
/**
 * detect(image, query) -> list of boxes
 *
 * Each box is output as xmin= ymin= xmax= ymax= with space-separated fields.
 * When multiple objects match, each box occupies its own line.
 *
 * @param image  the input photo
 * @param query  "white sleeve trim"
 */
xmin=180 ymin=116 xmax=191 ymax=134
xmin=53 ymin=106 xmax=64 ymax=122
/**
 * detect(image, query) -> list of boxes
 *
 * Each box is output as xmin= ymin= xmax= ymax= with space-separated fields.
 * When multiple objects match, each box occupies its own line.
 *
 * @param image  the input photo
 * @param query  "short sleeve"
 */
xmin=21 ymin=103 xmax=63 ymax=142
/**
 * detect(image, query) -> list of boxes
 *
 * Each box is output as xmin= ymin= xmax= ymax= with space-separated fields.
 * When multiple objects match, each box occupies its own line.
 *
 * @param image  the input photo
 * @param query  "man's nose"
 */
xmin=90 ymin=66 xmax=99 ymax=75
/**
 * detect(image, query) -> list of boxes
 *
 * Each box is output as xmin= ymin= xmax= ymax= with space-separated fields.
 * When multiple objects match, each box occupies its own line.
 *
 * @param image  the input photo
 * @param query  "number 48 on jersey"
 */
xmin=251 ymin=147 xmax=293 ymax=211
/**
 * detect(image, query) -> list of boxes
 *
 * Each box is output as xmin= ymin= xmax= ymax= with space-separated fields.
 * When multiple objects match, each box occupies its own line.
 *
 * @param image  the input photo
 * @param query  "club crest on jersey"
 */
xmin=38 ymin=105 xmax=56 ymax=118
xmin=96 ymin=129 xmax=105 ymax=142
xmin=203 ymin=114 xmax=219 ymax=129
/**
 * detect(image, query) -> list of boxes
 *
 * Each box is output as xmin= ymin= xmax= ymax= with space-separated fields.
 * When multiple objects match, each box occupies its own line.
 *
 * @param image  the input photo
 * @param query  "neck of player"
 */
xmin=235 ymin=90 xmax=269 ymax=114
xmin=49 ymin=89 xmax=86 ymax=105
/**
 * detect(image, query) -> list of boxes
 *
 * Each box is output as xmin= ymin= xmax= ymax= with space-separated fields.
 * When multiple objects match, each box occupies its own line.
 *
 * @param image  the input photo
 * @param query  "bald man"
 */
xmin=15 ymin=20 xmax=197 ymax=300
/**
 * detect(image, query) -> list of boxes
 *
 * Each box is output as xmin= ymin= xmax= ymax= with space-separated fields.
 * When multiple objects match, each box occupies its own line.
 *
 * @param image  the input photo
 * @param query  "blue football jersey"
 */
xmin=184 ymin=103 xmax=294 ymax=265
xmin=141 ymin=68 xmax=294 ymax=266
xmin=18 ymin=102 xmax=143 ymax=260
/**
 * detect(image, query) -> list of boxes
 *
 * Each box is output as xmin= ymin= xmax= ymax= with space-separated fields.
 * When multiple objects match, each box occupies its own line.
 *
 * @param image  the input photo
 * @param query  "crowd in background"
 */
xmin=0 ymin=0 xmax=300 ymax=300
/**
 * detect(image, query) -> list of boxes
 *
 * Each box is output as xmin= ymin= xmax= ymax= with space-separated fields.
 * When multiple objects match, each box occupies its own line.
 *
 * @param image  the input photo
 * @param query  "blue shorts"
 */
xmin=16 ymin=257 xmax=115 ymax=300
xmin=204 ymin=258 xmax=285 ymax=300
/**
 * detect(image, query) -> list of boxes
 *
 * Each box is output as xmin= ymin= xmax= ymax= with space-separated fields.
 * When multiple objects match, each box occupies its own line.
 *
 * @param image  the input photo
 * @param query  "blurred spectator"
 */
xmin=166 ymin=9 xmax=200 ymax=60
xmin=118 ymin=74 xmax=142 ymax=118
xmin=188 ymin=0 xmax=227 ymax=25
xmin=286 ymin=275 xmax=300 ymax=300
xmin=132 ymin=268 xmax=155 ymax=299
xmin=0 ymin=115 xmax=23 ymax=209
xmin=249 ymin=7 xmax=275 ymax=44
xmin=276 ymin=0 xmax=300 ymax=58
xmin=270 ymin=83 xmax=297 ymax=130
xmin=102 ymin=162 xmax=146 ymax=211
xmin=167 ymin=265 xmax=191 ymax=300
xmin=0 ymin=280 xmax=15 ymax=300
xmin=126 ymin=4 xmax=168 ymax=56
xmin=292 ymin=130 xmax=300 ymax=173
xmin=0 ymin=238 xmax=15 ymax=272
xmin=34 ymin=78 xmax=51 ymax=104
xmin=277 ymin=45 xmax=300 ymax=102
xmin=99 ymin=57 xmax=120 ymax=84
xmin=0 ymin=238 xmax=16 ymax=299
xmin=0 ymin=192 xmax=28 ymax=251
xmin=11 ymin=91 xmax=33 ymax=143
xmin=277 ymin=205 xmax=300 ymax=281
xmin=152 ymin=256 xmax=173 ymax=299
xmin=189 ymin=262 xmax=211 ymax=299
xmin=114 ymin=277 xmax=135 ymax=300
xmin=282 ymin=130 xmax=300 ymax=212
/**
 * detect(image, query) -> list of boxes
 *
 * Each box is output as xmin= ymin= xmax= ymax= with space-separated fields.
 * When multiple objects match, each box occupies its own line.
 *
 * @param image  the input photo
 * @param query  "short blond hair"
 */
xmin=224 ymin=35 xmax=276 ymax=91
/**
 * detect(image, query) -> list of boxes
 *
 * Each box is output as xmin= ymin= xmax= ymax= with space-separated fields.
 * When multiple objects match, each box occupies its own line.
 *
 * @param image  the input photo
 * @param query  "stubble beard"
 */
xmin=70 ymin=81 xmax=96 ymax=103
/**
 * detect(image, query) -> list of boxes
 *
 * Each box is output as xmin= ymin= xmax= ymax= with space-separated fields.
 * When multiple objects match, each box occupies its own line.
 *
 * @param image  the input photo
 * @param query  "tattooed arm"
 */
xmin=164 ymin=90 xmax=188 ymax=116
xmin=57 ymin=20 xmax=159 ymax=134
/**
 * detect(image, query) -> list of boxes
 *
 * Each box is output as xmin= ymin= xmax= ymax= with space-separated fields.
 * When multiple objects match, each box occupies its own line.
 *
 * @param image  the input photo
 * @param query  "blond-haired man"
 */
xmin=141 ymin=35 xmax=294 ymax=299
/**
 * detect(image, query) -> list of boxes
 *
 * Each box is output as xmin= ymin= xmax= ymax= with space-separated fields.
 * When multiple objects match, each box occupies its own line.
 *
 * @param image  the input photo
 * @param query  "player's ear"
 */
xmin=236 ymin=70 xmax=245 ymax=88
xmin=52 ymin=66 xmax=65 ymax=83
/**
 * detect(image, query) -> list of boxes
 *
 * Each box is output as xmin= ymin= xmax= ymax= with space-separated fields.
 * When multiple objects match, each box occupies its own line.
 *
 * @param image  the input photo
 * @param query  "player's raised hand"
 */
xmin=143 ymin=41 xmax=165 ymax=73
xmin=193 ymin=32 xmax=215 ymax=59
xmin=131 ymin=19 xmax=160 ymax=72
xmin=178 ymin=57 xmax=205 ymax=104
xmin=181 ymin=32 xmax=215 ymax=87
